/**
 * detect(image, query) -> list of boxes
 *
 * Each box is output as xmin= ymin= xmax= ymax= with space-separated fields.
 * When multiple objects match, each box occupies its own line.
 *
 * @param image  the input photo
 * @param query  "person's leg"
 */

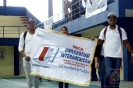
xmin=99 ymin=56 xmax=105 ymax=88
xmin=71 ymin=5 xmax=76 ymax=20
xmin=65 ymin=14 xmax=68 ymax=23
xmin=96 ymin=69 xmax=100 ymax=81
xmin=74 ymin=6 xmax=80 ymax=19
xmin=91 ymin=59 xmax=98 ymax=81
xmin=98 ymin=67 xmax=100 ymax=81
xmin=68 ymin=13 xmax=72 ymax=21
xmin=24 ymin=74 xmax=32 ymax=88
xmin=104 ymin=57 xmax=113 ymax=88
xmin=39 ymin=77 xmax=42 ymax=82
xmin=23 ymin=60 xmax=32 ymax=88
xmin=59 ymin=82 xmax=63 ymax=88
xmin=65 ymin=83 xmax=69 ymax=88
xmin=47 ymin=80 xmax=51 ymax=82
xmin=113 ymin=58 xmax=121 ymax=88
xmin=33 ymin=76 xmax=39 ymax=88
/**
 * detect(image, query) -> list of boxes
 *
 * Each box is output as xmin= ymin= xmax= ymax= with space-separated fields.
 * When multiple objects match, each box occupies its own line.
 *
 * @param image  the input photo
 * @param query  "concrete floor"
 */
xmin=0 ymin=77 xmax=132 ymax=88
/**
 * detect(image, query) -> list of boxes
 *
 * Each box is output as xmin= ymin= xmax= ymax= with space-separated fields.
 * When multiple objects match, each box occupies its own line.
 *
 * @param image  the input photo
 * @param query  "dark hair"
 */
xmin=60 ymin=26 xmax=68 ymax=34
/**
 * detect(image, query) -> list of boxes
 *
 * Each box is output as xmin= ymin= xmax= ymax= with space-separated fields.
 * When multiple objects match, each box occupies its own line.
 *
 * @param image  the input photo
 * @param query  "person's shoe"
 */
xmin=39 ymin=77 xmax=42 ymax=82
xmin=47 ymin=80 xmax=51 ymax=82
xmin=39 ymin=80 xmax=42 ymax=82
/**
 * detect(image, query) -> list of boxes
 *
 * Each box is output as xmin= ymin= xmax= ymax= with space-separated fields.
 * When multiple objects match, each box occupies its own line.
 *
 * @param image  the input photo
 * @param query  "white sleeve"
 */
xmin=99 ymin=29 xmax=105 ymax=40
xmin=18 ymin=33 xmax=24 ymax=52
xmin=121 ymin=28 xmax=127 ymax=40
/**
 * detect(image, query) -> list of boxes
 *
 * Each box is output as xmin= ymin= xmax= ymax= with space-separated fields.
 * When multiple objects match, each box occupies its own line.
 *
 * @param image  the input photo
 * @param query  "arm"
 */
xmin=123 ymin=40 xmax=133 ymax=54
xmin=95 ymin=57 xmax=99 ymax=69
xmin=122 ymin=28 xmax=133 ymax=62
xmin=95 ymin=29 xmax=105 ymax=57
xmin=20 ymin=50 xmax=27 ymax=58
xmin=123 ymin=39 xmax=133 ymax=62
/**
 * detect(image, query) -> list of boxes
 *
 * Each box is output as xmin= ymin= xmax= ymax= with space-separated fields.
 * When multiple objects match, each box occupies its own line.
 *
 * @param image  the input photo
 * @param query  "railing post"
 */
xmin=3 ymin=26 xmax=4 ymax=38
xmin=79 ymin=0 xmax=81 ymax=17
xmin=18 ymin=27 xmax=20 ymax=37
xmin=58 ymin=13 xmax=59 ymax=26
xmin=71 ymin=4 xmax=73 ymax=20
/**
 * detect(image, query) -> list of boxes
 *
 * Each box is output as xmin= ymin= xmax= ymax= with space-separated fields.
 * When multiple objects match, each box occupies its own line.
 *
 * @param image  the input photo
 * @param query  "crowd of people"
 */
xmin=18 ymin=12 xmax=133 ymax=88
xmin=63 ymin=0 xmax=86 ymax=22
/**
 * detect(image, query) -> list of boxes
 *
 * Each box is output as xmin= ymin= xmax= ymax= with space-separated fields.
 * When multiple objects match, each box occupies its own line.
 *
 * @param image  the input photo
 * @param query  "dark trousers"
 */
xmin=59 ymin=82 xmax=69 ymax=88
xmin=104 ymin=57 xmax=121 ymax=88
xmin=99 ymin=55 xmax=105 ymax=88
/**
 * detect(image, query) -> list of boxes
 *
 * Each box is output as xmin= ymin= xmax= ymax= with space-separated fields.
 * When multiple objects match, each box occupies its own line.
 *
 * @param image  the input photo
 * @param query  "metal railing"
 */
xmin=0 ymin=26 xmax=27 ymax=38
xmin=36 ymin=0 xmax=86 ymax=28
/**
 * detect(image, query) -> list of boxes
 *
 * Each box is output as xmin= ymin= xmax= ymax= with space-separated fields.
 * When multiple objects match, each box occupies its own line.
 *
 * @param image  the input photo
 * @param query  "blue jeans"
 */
xmin=104 ymin=57 xmax=121 ymax=88
xmin=99 ymin=55 xmax=105 ymax=88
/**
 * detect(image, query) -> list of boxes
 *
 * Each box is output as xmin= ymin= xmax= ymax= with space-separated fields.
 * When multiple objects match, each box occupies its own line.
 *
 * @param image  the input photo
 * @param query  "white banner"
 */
xmin=30 ymin=29 xmax=97 ymax=86
xmin=85 ymin=0 xmax=107 ymax=18
xmin=44 ymin=17 xmax=53 ymax=29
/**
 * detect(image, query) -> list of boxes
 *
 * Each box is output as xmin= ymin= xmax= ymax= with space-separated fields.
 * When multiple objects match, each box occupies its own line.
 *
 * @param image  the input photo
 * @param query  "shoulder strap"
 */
xmin=23 ymin=31 xmax=27 ymax=40
xmin=104 ymin=26 xmax=122 ymax=42
xmin=104 ymin=26 xmax=108 ymax=38
xmin=23 ymin=31 xmax=27 ymax=50
xmin=118 ymin=26 xmax=122 ymax=43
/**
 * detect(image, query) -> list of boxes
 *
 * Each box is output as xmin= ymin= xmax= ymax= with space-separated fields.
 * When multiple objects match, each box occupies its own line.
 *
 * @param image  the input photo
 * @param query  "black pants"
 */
xmin=99 ymin=55 xmax=105 ymax=88
xmin=59 ymin=82 xmax=69 ymax=88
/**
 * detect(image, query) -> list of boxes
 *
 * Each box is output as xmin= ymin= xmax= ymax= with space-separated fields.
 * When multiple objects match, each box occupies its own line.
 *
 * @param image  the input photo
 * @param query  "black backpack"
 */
xmin=23 ymin=31 xmax=27 ymax=50
xmin=103 ymin=26 xmax=122 ymax=42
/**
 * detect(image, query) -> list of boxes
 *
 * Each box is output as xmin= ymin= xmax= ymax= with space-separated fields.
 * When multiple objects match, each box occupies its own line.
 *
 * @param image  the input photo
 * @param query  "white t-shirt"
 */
xmin=100 ymin=43 xmax=104 ymax=56
xmin=99 ymin=25 xmax=127 ymax=58
xmin=18 ymin=30 xmax=37 ymax=66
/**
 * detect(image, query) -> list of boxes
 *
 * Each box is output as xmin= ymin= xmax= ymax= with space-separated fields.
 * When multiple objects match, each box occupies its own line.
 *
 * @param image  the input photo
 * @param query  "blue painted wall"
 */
xmin=117 ymin=18 xmax=133 ymax=81
xmin=118 ymin=0 xmax=133 ymax=17
xmin=0 ymin=6 xmax=26 ymax=16
xmin=0 ymin=38 xmax=19 ymax=46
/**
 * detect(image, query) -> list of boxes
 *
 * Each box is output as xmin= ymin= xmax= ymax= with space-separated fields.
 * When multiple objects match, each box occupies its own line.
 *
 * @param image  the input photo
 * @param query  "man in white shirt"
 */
xmin=18 ymin=18 xmax=39 ymax=88
xmin=96 ymin=12 xmax=133 ymax=88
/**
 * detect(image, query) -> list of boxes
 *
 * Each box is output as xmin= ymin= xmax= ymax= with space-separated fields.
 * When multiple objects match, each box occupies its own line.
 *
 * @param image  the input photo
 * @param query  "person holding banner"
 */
xmin=95 ymin=12 xmax=133 ymax=88
xmin=59 ymin=26 xmax=69 ymax=88
xmin=95 ymin=43 xmax=105 ymax=88
xmin=18 ymin=18 xmax=39 ymax=88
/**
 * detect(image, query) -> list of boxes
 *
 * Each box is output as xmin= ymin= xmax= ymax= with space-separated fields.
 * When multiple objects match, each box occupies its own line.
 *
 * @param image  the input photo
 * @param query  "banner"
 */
xmin=44 ymin=17 xmax=53 ymax=29
xmin=30 ymin=29 xmax=97 ymax=86
xmin=85 ymin=0 xmax=107 ymax=18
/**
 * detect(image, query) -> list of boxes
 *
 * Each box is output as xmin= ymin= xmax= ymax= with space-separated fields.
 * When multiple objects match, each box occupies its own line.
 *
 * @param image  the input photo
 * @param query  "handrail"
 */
xmin=0 ymin=26 xmax=27 ymax=38
xmin=36 ymin=0 xmax=86 ymax=28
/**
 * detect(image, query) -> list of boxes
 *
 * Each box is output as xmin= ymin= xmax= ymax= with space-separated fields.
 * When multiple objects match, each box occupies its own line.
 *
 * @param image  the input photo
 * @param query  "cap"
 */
xmin=107 ymin=12 xmax=117 ymax=19
xmin=27 ymin=18 xmax=35 ymax=23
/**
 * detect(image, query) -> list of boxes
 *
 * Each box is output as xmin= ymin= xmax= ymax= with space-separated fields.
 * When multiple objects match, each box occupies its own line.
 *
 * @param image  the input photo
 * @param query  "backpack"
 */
xmin=23 ymin=31 xmax=27 ymax=50
xmin=103 ymin=26 xmax=122 ymax=42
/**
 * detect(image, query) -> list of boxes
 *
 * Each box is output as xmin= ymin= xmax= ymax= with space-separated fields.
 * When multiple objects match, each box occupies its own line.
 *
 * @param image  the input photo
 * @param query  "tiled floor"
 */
xmin=0 ymin=77 xmax=132 ymax=88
